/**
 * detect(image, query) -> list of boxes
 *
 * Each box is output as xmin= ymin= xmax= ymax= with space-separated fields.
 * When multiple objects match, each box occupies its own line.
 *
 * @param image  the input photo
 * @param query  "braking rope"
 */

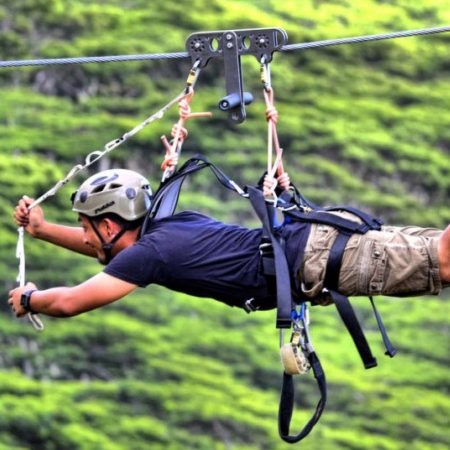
xmin=15 ymin=61 xmax=202 ymax=330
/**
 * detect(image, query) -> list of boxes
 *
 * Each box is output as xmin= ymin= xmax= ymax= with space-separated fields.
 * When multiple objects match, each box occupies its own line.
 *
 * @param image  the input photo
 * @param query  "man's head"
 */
xmin=72 ymin=169 xmax=152 ymax=264
xmin=72 ymin=169 xmax=152 ymax=221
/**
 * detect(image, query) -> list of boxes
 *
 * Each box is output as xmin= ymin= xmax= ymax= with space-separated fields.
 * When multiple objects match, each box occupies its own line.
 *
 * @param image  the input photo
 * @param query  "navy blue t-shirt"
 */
xmin=104 ymin=211 xmax=309 ymax=308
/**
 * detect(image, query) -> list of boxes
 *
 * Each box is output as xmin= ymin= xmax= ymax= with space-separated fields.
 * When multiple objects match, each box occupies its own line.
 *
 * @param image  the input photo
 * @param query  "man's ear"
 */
xmin=102 ymin=218 xmax=121 ymax=237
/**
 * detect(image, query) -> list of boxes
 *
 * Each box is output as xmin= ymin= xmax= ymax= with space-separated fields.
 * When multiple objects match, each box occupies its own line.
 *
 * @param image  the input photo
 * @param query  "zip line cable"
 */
xmin=281 ymin=24 xmax=450 ymax=52
xmin=0 ymin=51 xmax=189 ymax=68
xmin=0 ymin=25 xmax=449 ymax=68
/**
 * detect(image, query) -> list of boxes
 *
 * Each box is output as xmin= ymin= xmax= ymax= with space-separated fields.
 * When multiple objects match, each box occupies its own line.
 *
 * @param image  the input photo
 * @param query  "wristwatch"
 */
xmin=20 ymin=289 xmax=38 ymax=314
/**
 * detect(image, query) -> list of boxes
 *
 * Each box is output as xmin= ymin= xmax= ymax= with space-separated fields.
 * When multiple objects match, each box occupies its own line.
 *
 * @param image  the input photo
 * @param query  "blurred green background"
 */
xmin=0 ymin=1 xmax=449 ymax=449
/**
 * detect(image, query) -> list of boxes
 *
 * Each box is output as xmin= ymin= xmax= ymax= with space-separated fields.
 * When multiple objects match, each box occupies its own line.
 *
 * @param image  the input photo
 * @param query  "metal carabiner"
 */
xmin=260 ymin=55 xmax=272 ymax=91
xmin=185 ymin=59 xmax=201 ymax=92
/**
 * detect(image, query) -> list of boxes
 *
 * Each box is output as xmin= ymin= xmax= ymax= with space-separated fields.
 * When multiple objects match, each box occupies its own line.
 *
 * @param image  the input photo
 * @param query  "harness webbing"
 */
xmin=278 ymin=352 xmax=327 ymax=443
xmin=247 ymin=186 xmax=292 ymax=328
xmin=330 ymin=290 xmax=378 ymax=369
xmin=324 ymin=232 xmax=352 ymax=290
xmin=142 ymin=155 xmax=247 ymax=229
xmin=370 ymin=297 xmax=398 ymax=358
xmin=247 ymin=179 xmax=397 ymax=441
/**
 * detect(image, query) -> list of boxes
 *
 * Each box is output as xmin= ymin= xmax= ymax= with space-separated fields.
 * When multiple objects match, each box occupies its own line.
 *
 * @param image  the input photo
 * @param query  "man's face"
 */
xmin=79 ymin=215 xmax=109 ymax=265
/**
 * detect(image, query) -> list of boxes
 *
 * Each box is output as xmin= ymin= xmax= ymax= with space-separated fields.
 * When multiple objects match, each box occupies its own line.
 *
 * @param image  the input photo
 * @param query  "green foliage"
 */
xmin=0 ymin=0 xmax=449 ymax=449
xmin=0 ymin=293 xmax=448 ymax=449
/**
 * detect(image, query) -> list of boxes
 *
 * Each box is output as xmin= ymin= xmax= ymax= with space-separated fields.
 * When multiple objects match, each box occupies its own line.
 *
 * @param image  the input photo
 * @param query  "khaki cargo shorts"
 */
xmin=299 ymin=211 xmax=443 ymax=299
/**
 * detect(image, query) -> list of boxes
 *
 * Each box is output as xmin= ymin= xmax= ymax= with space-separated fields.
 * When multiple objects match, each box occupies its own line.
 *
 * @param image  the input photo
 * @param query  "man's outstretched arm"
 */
xmin=14 ymin=195 xmax=96 ymax=257
xmin=8 ymin=273 xmax=137 ymax=318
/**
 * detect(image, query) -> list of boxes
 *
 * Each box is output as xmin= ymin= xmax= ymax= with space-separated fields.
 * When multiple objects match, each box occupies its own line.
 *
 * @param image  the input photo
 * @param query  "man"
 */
xmin=8 ymin=168 xmax=450 ymax=318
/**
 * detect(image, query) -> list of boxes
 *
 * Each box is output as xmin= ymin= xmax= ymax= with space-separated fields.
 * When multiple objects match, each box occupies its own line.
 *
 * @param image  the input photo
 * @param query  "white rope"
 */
xmin=16 ymin=227 xmax=44 ymax=330
xmin=27 ymin=89 xmax=190 ymax=211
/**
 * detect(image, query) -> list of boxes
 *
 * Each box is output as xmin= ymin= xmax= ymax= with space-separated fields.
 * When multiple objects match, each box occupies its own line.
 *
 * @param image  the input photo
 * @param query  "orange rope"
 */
xmin=263 ymin=87 xmax=290 ymax=197
xmin=161 ymin=90 xmax=211 ymax=176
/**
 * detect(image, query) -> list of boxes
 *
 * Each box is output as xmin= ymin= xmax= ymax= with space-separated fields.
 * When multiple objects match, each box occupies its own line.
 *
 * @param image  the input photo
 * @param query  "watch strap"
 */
xmin=20 ymin=289 xmax=38 ymax=314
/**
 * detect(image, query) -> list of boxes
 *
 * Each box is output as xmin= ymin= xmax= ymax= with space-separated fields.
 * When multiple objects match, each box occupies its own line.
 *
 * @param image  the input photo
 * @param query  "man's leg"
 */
xmin=300 ymin=219 xmax=446 ymax=299
xmin=438 ymin=225 xmax=450 ymax=283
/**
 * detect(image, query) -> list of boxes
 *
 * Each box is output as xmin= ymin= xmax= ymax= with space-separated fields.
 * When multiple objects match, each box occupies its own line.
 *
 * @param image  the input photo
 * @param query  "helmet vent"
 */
xmin=91 ymin=184 xmax=107 ymax=194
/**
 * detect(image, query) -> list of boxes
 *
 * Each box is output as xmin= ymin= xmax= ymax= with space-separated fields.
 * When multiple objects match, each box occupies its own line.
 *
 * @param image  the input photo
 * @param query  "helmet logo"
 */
xmin=94 ymin=200 xmax=115 ymax=215
xmin=91 ymin=173 xmax=119 ymax=186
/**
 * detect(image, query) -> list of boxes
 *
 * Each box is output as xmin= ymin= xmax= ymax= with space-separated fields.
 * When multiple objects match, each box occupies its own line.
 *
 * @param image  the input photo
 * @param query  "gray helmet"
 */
xmin=72 ymin=169 xmax=152 ymax=221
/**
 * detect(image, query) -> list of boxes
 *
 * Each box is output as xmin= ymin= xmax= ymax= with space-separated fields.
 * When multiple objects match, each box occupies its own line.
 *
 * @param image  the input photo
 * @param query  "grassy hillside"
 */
xmin=0 ymin=0 xmax=449 ymax=449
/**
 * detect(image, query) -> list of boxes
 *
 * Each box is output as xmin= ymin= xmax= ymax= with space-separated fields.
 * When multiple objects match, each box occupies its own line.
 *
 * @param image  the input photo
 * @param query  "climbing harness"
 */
xmin=152 ymin=33 xmax=399 ymax=443
xmin=140 ymin=147 xmax=395 ymax=443
xmin=15 ymin=60 xmax=203 ymax=330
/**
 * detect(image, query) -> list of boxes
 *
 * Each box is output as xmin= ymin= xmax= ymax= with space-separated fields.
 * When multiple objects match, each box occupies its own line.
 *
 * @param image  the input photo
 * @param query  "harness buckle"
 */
xmin=243 ymin=297 xmax=260 ymax=313
xmin=259 ymin=241 xmax=273 ymax=257
xmin=259 ymin=241 xmax=276 ymax=277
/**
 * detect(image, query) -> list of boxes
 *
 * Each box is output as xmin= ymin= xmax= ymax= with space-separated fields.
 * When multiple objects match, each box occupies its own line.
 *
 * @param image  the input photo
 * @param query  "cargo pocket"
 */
xmin=299 ymin=224 xmax=337 ymax=299
xmin=381 ymin=240 xmax=430 ymax=296
xmin=367 ymin=242 xmax=387 ymax=295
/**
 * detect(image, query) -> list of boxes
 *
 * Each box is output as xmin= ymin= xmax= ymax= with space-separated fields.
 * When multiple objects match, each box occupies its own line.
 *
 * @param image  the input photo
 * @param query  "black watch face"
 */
xmin=20 ymin=292 xmax=31 ymax=310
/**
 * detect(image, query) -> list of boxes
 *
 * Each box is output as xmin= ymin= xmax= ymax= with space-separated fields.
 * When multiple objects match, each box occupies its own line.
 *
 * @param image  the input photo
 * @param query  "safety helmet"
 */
xmin=72 ymin=169 xmax=152 ymax=221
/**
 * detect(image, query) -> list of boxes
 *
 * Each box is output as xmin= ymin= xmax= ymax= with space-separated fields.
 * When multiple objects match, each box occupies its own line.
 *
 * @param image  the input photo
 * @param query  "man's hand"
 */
xmin=13 ymin=196 xmax=45 ymax=237
xmin=8 ymin=282 xmax=38 ymax=317
xmin=263 ymin=172 xmax=291 ymax=198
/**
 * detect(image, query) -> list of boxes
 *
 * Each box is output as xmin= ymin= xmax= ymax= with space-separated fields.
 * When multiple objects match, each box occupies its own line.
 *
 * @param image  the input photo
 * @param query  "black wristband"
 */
xmin=20 ymin=289 xmax=38 ymax=314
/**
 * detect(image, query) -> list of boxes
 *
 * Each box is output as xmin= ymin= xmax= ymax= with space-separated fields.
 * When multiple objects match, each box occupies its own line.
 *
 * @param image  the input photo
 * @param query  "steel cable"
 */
xmin=0 ymin=25 xmax=448 ymax=68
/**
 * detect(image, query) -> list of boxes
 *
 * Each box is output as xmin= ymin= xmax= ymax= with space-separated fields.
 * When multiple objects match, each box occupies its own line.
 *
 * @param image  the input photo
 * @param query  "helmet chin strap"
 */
xmin=88 ymin=218 xmax=128 ymax=264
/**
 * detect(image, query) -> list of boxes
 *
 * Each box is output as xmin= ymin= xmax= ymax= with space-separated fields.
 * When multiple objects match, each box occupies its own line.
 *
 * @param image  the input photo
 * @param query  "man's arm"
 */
xmin=14 ymin=195 xmax=96 ymax=257
xmin=8 ymin=273 xmax=138 ymax=317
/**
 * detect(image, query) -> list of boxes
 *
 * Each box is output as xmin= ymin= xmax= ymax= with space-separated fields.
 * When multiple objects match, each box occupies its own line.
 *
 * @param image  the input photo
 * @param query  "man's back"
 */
xmin=104 ymin=211 xmax=275 ymax=307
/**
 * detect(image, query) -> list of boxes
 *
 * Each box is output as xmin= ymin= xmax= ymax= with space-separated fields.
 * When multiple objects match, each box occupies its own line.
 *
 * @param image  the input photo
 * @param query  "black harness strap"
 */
xmin=325 ymin=205 xmax=384 ymax=229
xmin=247 ymin=186 xmax=329 ymax=443
xmin=247 ymin=186 xmax=292 ymax=328
xmin=323 ymin=219 xmax=396 ymax=367
xmin=329 ymin=290 xmax=378 ymax=368
xmin=323 ymin=231 xmax=352 ymax=291
xmin=285 ymin=209 xmax=373 ymax=234
xmin=152 ymin=177 xmax=186 ymax=221
xmin=323 ymin=229 xmax=378 ymax=368
xmin=142 ymin=155 xmax=246 ymax=230
xmin=370 ymin=296 xmax=398 ymax=358
xmin=278 ymin=351 xmax=327 ymax=443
